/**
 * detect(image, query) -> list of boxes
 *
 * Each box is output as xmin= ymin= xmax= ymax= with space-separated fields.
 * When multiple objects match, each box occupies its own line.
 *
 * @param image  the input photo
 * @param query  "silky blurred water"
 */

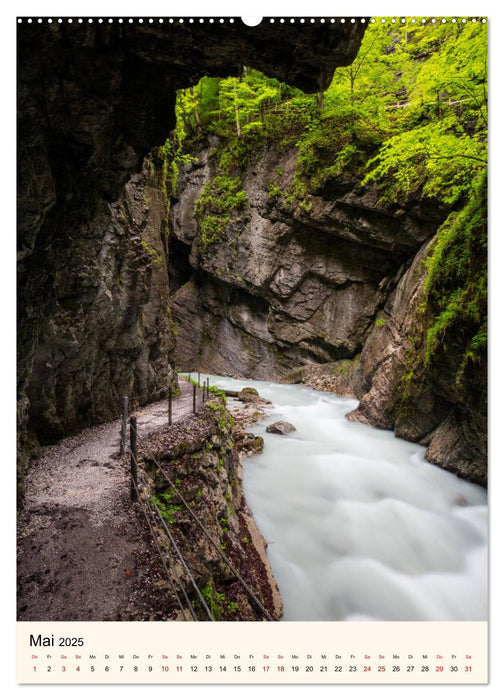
xmin=199 ymin=374 xmax=488 ymax=622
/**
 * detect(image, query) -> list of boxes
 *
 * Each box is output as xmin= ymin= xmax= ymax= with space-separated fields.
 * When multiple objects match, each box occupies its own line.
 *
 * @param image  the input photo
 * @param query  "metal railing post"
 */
xmin=120 ymin=396 xmax=129 ymax=455
xmin=130 ymin=416 xmax=138 ymax=502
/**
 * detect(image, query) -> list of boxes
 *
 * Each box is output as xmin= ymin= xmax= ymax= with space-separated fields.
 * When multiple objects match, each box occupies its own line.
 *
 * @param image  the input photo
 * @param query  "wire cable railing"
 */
xmin=127 ymin=396 xmax=274 ymax=622
xmin=149 ymin=454 xmax=273 ymax=621
xmin=130 ymin=471 xmax=195 ymax=621
xmin=119 ymin=375 xmax=211 ymax=455
xmin=129 ymin=444 xmax=214 ymax=621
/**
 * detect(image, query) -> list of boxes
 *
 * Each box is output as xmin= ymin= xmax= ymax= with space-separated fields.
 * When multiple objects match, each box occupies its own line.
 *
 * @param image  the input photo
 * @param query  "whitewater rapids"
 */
xmin=200 ymin=374 xmax=487 ymax=622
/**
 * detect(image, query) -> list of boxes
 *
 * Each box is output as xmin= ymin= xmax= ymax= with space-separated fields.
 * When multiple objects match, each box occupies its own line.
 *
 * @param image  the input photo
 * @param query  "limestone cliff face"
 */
xmin=17 ymin=20 xmax=365 ymax=473
xmin=169 ymin=141 xmax=445 ymax=377
xmin=169 ymin=141 xmax=486 ymax=485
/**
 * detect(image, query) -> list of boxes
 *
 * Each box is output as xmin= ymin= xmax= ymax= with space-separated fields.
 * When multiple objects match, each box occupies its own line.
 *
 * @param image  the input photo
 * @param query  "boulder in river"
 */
xmin=238 ymin=387 xmax=261 ymax=403
xmin=266 ymin=421 xmax=296 ymax=435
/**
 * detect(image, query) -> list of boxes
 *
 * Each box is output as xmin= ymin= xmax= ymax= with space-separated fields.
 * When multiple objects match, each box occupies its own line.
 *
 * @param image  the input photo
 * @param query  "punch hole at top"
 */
xmin=241 ymin=17 xmax=263 ymax=27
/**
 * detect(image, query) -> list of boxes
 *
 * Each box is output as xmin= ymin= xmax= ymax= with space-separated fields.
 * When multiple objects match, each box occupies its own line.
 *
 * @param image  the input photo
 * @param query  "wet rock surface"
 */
xmin=347 ymin=241 xmax=487 ymax=486
xmin=235 ymin=432 xmax=265 ymax=456
xmin=237 ymin=386 xmax=272 ymax=406
xmin=17 ymin=155 xmax=178 ymax=503
xmin=280 ymin=358 xmax=360 ymax=398
xmin=266 ymin=421 xmax=297 ymax=435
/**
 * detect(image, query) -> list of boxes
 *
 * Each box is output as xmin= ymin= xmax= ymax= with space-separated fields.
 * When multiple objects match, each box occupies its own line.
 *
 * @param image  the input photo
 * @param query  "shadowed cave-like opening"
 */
xmin=16 ymin=19 xmax=367 ymax=458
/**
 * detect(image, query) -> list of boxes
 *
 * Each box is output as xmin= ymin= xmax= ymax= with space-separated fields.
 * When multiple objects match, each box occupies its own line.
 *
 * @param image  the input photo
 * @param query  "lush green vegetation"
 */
xmin=170 ymin=17 xmax=486 ymax=202
xmin=166 ymin=17 xmax=487 ymax=377
xmin=395 ymin=170 xmax=487 ymax=413
xmin=422 ymin=172 xmax=487 ymax=381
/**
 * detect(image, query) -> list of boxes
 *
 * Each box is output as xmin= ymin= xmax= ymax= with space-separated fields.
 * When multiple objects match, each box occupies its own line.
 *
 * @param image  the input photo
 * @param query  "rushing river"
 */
xmin=199 ymin=374 xmax=488 ymax=622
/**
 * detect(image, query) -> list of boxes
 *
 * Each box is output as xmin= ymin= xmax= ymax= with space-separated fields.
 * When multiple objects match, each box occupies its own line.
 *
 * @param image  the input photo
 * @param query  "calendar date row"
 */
xmin=32 ymin=663 xmax=474 ymax=674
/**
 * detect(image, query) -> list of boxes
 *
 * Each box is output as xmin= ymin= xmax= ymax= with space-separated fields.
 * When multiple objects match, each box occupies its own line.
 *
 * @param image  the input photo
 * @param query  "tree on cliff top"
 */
xmin=363 ymin=18 xmax=487 ymax=205
xmin=171 ymin=17 xmax=487 ymax=207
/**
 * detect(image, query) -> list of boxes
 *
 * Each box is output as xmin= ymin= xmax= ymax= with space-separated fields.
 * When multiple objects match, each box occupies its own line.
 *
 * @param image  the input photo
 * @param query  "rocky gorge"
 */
xmin=169 ymin=139 xmax=486 ymax=485
xmin=17 ymin=16 xmax=486 ymax=503
xmin=16 ymin=17 xmax=488 ymax=628
xmin=16 ymin=19 xmax=365 ymax=498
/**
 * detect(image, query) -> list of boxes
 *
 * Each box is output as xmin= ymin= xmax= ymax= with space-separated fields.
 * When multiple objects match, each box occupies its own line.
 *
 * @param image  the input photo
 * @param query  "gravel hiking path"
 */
xmin=17 ymin=378 xmax=200 ymax=621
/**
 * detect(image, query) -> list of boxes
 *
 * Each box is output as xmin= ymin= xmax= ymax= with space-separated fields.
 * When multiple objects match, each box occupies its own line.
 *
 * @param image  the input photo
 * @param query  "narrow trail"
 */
xmin=17 ymin=378 xmax=200 ymax=621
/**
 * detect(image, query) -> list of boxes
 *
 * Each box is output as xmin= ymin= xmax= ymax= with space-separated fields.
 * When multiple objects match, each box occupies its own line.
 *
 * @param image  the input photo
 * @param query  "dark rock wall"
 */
xmin=17 ymin=20 xmax=366 ymax=467
xmin=21 ymin=156 xmax=176 ymax=444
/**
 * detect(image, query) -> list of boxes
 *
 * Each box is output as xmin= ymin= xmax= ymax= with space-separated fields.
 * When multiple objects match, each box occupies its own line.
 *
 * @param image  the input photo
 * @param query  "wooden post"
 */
xmin=130 ymin=416 xmax=138 ymax=502
xmin=193 ymin=383 xmax=197 ymax=413
xmin=168 ymin=387 xmax=172 ymax=426
xmin=197 ymin=371 xmax=201 ymax=388
xmin=120 ymin=396 xmax=129 ymax=456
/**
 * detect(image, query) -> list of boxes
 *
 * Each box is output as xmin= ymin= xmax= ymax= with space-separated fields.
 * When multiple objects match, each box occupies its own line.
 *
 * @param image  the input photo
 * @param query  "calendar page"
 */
xmin=15 ymin=1 xmax=490 ymax=690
